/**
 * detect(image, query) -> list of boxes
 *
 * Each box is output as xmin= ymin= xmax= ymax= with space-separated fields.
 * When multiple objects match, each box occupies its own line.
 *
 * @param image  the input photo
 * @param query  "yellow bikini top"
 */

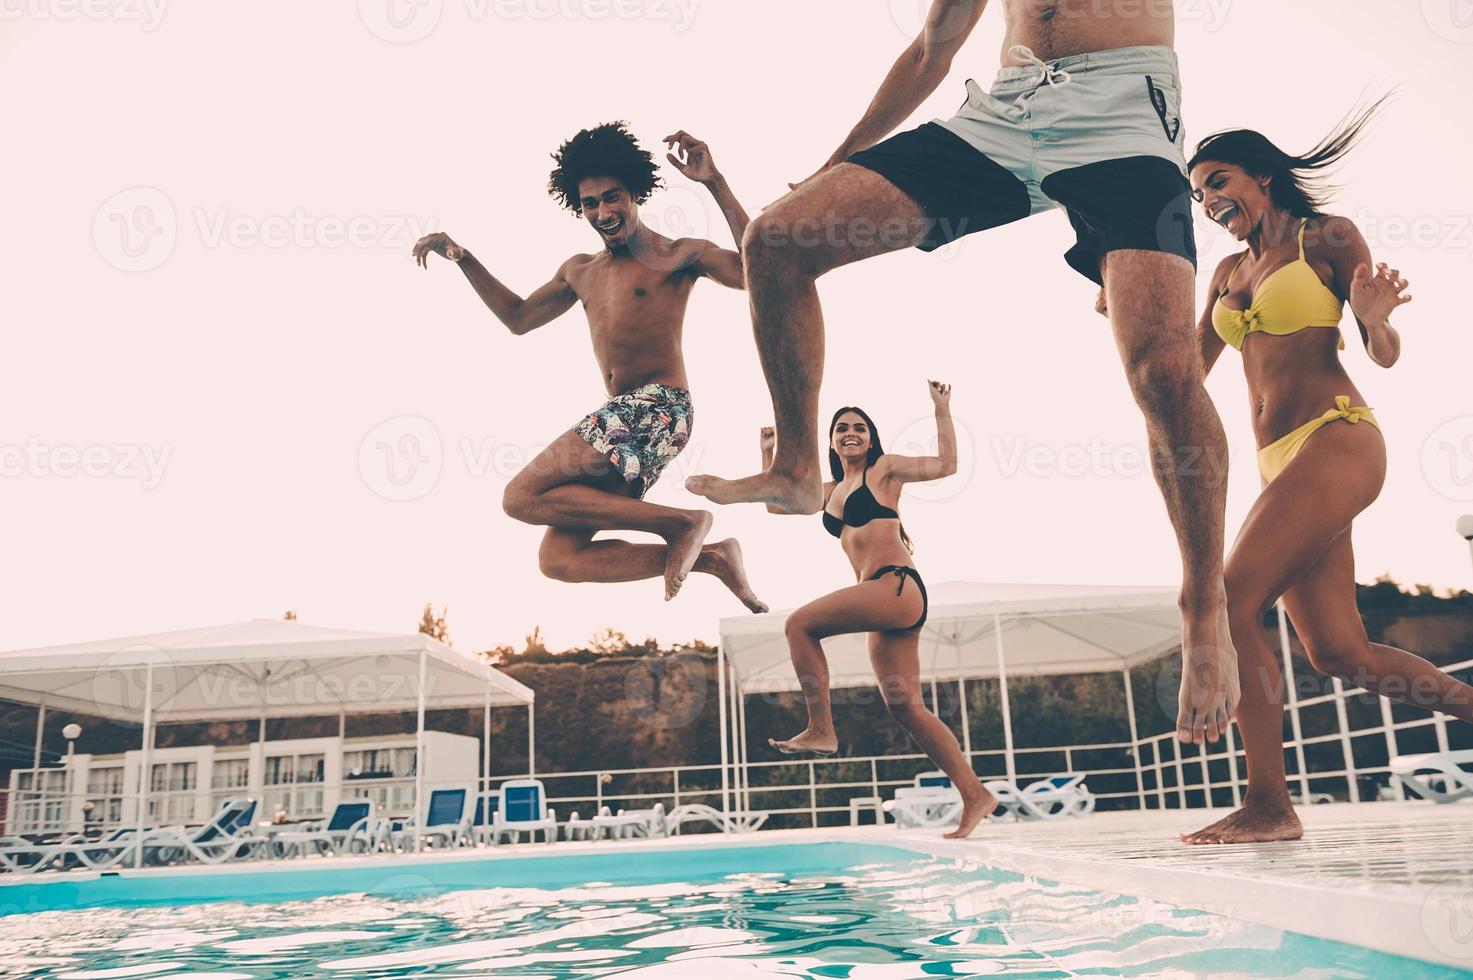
xmin=1212 ymin=219 xmax=1345 ymax=351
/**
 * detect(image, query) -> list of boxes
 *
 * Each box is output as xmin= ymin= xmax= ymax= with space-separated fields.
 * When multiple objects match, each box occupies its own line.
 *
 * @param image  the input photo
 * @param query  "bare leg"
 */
xmin=1184 ymin=421 xmax=1383 ymax=845
xmin=769 ymin=576 xmax=927 ymax=754
xmin=1286 ymin=535 xmax=1473 ymax=722
xmin=540 ymin=529 xmax=768 ymax=613
xmin=504 ymin=429 xmax=711 ymax=599
xmin=687 ymin=164 xmax=930 ymax=514
xmin=870 ymin=630 xmax=997 ymax=839
xmin=1104 ymin=250 xmax=1238 ymax=745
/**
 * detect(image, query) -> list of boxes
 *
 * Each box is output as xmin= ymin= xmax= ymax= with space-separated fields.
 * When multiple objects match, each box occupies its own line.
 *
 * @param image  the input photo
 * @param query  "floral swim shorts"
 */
xmin=575 ymin=383 xmax=693 ymax=498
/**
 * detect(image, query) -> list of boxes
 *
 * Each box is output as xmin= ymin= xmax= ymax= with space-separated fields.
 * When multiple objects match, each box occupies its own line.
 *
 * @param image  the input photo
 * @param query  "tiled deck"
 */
xmin=882 ymin=800 xmax=1473 ymax=971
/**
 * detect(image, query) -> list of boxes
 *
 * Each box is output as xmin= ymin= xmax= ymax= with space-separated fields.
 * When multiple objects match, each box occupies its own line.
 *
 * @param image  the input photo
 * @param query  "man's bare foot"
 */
xmin=663 ymin=510 xmax=713 ymax=601
xmin=944 ymin=783 xmax=999 ymax=840
xmin=768 ymin=731 xmax=837 ymax=756
xmin=1178 ymin=606 xmax=1241 ymax=745
xmin=1180 ymin=799 xmax=1303 ymax=845
xmin=686 ymin=469 xmax=823 ymax=515
xmin=705 ymin=538 xmax=768 ymax=613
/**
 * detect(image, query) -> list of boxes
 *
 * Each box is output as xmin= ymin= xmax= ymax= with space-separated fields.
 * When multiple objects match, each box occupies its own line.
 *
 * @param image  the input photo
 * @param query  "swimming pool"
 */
xmin=0 ymin=841 xmax=1454 ymax=978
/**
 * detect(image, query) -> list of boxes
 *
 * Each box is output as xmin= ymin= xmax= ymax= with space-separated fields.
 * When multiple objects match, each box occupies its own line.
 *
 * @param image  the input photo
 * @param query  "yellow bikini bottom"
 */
xmin=1257 ymin=396 xmax=1379 ymax=483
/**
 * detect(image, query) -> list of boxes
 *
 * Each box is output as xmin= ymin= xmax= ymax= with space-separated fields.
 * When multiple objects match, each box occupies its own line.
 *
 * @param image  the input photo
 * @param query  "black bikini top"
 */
xmin=822 ymin=465 xmax=900 ymax=538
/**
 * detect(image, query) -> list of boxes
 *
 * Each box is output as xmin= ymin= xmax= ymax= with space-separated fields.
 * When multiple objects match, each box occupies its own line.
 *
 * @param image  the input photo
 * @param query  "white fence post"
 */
xmin=1277 ymin=603 xmax=1313 ymax=802
xmin=1329 ymin=677 xmax=1362 ymax=803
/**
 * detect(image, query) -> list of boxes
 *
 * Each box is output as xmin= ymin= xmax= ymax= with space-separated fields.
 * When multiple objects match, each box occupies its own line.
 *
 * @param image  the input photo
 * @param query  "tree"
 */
xmin=588 ymin=628 xmax=630 ymax=654
xmin=418 ymin=604 xmax=451 ymax=646
xmin=481 ymin=644 xmax=517 ymax=666
xmin=283 ymin=610 xmax=298 ymax=621
xmin=524 ymin=626 xmax=548 ymax=656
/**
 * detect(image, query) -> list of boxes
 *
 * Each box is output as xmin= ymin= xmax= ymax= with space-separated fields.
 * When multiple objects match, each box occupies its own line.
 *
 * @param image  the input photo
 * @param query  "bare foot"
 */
xmin=1180 ymin=799 xmax=1303 ymax=845
xmin=944 ymin=784 xmax=999 ymax=840
xmin=1178 ymin=606 xmax=1241 ymax=745
xmin=768 ymin=731 xmax=837 ymax=756
xmin=706 ymin=538 xmax=768 ymax=613
xmin=663 ymin=510 xmax=713 ymax=601
xmin=686 ymin=469 xmax=823 ymax=515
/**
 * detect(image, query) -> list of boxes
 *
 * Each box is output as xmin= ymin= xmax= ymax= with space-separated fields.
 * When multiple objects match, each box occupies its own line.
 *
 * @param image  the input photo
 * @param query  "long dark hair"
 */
xmin=828 ymin=406 xmax=912 ymax=553
xmin=1188 ymin=96 xmax=1388 ymax=218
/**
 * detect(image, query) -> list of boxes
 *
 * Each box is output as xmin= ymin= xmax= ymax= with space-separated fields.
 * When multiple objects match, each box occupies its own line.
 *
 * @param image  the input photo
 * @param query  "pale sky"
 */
xmin=3 ymin=0 xmax=1472 ymax=655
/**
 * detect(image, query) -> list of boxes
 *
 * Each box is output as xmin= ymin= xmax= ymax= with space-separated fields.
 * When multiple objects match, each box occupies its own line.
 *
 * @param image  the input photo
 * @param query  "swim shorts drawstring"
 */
xmin=1008 ymin=45 xmax=1072 ymax=89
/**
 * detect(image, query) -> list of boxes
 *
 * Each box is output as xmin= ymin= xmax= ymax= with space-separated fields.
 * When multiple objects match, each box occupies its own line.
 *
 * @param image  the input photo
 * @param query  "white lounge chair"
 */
xmin=624 ymin=802 xmax=668 ymax=838
xmin=0 ymin=823 xmax=154 ymax=875
xmin=0 ymin=836 xmax=68 ymax=874
xmin=882 ymin=773 xmax=967 ymax=828
xmin=590 ymin=803 xmax=666 ymax=839
xmin=394 ymin=788 xmax=473 ymax=850
xmin=1391 ymin=750 xmax=1473 ymax=803
xmin=884 ymin=786 xmax=963 ymax=829
xmin=986 ymin=774 xmax=1095 ymax=820
xmin=270 ymin=799 xmax=376 ymax=858
xmin=881 ymin=772 xmax=977 ymax=830
xmin=563 ymin=810 xmax=595 ymax=842
xmin=140 ymin=798 xmax=262 ymax=866
xmin=663 ymin=803 xmax=767 ymax=835
xmin=1021 ymin=774 xmax=1095 ymax=818
xmin=492 ymin=780 xmax=558 ymax=843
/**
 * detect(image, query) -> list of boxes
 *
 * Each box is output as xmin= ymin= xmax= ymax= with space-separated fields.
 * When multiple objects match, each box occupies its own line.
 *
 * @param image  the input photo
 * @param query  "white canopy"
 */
xmin=0 ymin=618 xmax=533 ymax=723
xmin=719 ymin=581 xmax=1181 ymax=694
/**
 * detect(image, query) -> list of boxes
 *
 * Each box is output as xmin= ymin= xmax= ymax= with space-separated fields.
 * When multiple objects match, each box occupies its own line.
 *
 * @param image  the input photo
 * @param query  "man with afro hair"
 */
xmin=412 ymin=123 xmax=764 ymax=611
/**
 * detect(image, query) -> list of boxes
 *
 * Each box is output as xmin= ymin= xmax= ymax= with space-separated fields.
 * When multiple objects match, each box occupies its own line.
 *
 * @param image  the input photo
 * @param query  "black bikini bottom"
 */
xmin=871 ymin=565 xmax=928 ymax=632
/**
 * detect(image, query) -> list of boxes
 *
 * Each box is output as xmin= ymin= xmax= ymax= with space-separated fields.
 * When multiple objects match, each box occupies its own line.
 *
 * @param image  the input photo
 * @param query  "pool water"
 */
xmin=0 ymin=844 xmax=1454 ymax=979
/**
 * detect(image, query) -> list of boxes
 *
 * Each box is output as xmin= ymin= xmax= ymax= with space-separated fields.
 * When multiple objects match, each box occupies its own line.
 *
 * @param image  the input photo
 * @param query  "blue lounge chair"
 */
xmin=394 ymin=788 xmax=472 ymax=850
xmin=471 ymin=792 xmax=501 ymax=845
xmin=492 ymin=780 xmax=557 ymax=843
xmin=140 ymin=798 xmax=261 ymax=866
xmin=271 ymin=799 xmax=377 ymax=858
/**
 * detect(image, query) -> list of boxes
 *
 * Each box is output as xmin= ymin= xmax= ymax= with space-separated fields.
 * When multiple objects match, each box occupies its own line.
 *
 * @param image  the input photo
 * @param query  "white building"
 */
xmin=0 ymin=619 xmax=532 ymax=836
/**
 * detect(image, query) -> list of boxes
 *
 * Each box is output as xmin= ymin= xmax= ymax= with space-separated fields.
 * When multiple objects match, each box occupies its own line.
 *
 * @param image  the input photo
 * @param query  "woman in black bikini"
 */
xmin=765 ymin=380 xmax=995 ymax=839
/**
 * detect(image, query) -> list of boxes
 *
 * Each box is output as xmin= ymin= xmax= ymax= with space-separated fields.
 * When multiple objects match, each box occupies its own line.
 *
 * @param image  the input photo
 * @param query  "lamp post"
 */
xmin=62 ymin=724 xmax=81 ymax=834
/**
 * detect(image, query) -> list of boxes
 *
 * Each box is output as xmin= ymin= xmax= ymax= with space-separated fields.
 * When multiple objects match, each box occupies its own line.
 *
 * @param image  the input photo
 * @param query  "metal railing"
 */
xmin=4 ymin=654 xmax=1465 ymax=841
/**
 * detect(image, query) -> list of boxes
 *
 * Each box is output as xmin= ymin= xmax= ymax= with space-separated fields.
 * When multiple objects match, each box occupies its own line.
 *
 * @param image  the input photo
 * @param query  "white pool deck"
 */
xmin=4 ymin=801 xmax=1471 ymax=971
xmin=895 ymin=801 xmax=1473 ymax=971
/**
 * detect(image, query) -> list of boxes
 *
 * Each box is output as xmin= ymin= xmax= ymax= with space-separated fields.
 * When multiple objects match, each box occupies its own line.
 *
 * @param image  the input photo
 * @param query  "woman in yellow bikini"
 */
xmin=1172 ymin=109 xmax=1473 ymax=844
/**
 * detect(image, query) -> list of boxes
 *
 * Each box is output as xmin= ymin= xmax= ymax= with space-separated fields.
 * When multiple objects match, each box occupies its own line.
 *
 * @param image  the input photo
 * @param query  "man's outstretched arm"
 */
xmin=665 ymin=130 xmax=750 ymax=289
xmin=801 ymin=0 xmax=987 ymax=183
xmin=412 ymin=232 xmax=577 ymax=335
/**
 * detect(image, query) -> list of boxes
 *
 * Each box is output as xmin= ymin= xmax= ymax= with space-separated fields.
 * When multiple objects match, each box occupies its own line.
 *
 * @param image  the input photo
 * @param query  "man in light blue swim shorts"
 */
xmin=687 ymin=0 xmax=1241 ymax=762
